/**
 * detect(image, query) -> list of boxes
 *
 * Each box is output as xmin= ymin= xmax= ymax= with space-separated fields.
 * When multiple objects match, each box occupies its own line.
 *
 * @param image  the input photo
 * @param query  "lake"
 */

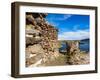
xmin=80 ymin=39 xmax=89 ymax=52
xmin=59 ymin=39 xmax=90 ymax=53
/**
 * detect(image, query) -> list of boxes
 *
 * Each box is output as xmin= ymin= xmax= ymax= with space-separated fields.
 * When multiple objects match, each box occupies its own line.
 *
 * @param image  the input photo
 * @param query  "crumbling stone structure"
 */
xmin=66 ymin=41 xmax=81 ymax=65
xmin=25 ymin=13 xmax=59 ymax=67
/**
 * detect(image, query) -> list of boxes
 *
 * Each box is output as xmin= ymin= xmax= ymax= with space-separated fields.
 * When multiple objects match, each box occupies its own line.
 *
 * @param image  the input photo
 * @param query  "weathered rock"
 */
xmin=26 ymin=13 xmax=48 ymax=18
xmin=25 ymin=13 xmax=59 ymax=67
xmin=66 ymin=41 xmax=81 ymax=65
xmin=26 ymin=44 xmax=45 ymax=67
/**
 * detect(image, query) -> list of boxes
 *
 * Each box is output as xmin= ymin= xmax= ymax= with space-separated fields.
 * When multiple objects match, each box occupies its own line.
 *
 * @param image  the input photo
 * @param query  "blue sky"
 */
xmin=46 ymin=13 xmax=90 ymax=40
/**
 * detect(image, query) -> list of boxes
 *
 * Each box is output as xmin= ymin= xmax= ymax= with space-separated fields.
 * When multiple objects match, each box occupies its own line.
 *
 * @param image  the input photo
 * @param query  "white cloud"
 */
xmin=56 ymin=14 xmax=72 ymax=20
xmin=46 ymin=14 xmax=72 ymax=26
xmin=58 ymin=30 xmax=89 ymax=40
xmin=47 ymin=14 xmax=72 ymax=21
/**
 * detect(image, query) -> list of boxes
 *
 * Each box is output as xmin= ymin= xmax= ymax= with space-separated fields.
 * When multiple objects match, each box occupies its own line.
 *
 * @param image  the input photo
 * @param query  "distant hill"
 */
xmin=81 ymin=38 xmax=89 ymax=41
xmin=80 ymin=38 xmax=89 ymax=44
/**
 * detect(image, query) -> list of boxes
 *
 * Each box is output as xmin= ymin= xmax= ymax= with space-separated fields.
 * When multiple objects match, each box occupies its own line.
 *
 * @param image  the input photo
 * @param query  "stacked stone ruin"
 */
xmin=66 ymin=41 xmax=81 ymax=65
xmin=26 ymin=13 xmax=59 ymax=67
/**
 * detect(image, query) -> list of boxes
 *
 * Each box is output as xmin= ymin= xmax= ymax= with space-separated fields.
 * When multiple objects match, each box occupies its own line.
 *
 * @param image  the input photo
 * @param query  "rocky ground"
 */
xmin=43 ymin=52 xmax=89 ymax=66
xmin=28 ymin=51 xmax=90 ymax=67
xmin=79 ymin=52 xmax=90 ymax=64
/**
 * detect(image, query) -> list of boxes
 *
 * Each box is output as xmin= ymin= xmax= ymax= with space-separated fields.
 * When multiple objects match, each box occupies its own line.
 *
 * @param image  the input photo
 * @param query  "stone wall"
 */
xmin=25 ymin=13 xmax=59 ymax=67
xmin=66 ymin=41 xmax=82 ymax=65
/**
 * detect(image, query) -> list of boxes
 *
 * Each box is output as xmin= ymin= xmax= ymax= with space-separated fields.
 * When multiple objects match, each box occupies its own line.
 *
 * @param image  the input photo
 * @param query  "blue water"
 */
xmin=80 ymin=40 xmax=90 ymax=52
xmin=59 ymin=40 xmax=89 ymax=52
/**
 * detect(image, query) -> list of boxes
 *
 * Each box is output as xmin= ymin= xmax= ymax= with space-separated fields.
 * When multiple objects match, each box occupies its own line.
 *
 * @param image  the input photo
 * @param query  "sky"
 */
xmin=46 ymin=13 xmax=90 ymax=40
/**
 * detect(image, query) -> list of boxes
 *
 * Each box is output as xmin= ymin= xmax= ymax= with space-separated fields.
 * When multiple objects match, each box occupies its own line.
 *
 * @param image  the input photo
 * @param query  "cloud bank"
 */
xmin=58 ymin=30 xmax=89 ymax=40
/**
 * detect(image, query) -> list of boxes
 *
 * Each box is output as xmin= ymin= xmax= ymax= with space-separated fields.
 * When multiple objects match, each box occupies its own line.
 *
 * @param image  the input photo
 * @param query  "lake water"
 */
xmin=59 ymin=39 xmax=89 ymax=52
xmin=79 ymin=40 xmax=89 ymax=52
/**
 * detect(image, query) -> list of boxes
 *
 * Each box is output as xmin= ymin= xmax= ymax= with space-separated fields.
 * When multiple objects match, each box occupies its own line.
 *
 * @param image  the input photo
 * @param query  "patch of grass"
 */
xmin=55 ymin=54 xmax=66 ymax=61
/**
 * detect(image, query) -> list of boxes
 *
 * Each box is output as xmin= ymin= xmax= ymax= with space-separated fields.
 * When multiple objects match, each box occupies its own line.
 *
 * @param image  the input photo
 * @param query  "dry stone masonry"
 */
xmin=65 ymin=41 xmax=89 ymax=65
xmin=26 ymin=13 xmax=59 ymax=67
xmin=66 ymin=41 xmax=81 ymax=65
